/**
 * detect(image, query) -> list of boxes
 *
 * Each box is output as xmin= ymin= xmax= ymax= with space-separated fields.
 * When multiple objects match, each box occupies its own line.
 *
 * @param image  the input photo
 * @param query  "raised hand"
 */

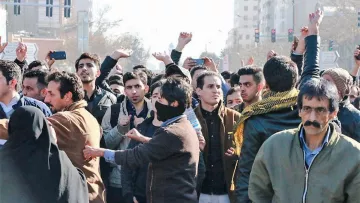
xmin=0 ymin=36 xmax=8 ymax=53
xmin=183 ymin=57 xmax=197 ymax=70
xmin=308 ymin=10 xmax=323 ymax=36
xmin=176 ymin=32 xmax=192 ymax=52
xmin=246 ymin=56 xmax=254 ymax=66
xmin=119 ymin=115 xmax=131 ymax=126
xmin=267 ymin=50 xmax=277 ymax=60
xmin=45 ymin=51 xmax=56 ymax=68
xmin=293 ymin=27 xmax=309 ymax=54
xmin=16 ymin=42 xmax=27 ymax=62
xmin=110 ymin=49 xmax=132 ymax=61
xmin=354 ymin=49 xmax=360 ymax=67
xmin=126 ymin=128 xmax=148 ymax=143
xmin=152 ymin=51 xmax=173 ymax=65
xmin=204 ymin=57 xmax=218 ymax=73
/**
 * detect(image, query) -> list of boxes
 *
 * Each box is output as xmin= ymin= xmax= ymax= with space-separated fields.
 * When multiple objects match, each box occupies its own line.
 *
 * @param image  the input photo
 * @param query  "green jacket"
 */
xmin=249 ymin=123 xmax=360 ymax=203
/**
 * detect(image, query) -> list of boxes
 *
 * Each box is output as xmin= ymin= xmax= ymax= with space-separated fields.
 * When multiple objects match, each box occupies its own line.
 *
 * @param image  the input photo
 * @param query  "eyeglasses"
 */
xmin=301 ymin=106 xmax=329 ymax=115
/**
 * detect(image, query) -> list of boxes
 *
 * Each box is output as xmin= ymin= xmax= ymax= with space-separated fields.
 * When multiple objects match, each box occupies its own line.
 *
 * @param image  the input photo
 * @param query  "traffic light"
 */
xmin=271 ymin=29 xmax=276 ymax=43
xmin=14 ymin=0 xmax=21 ymax=15
xmin=329 ymin=40 xmax=334 ymax=51
xmin=46 ymin=0 xmax=53 ymax=17
xmin=64 ymin=0 xmax=71 ymax=18
xmin=255 ymin=29 xmax=260 ymax=43
xmin=288 ymin=29 xmax=294 ymax=42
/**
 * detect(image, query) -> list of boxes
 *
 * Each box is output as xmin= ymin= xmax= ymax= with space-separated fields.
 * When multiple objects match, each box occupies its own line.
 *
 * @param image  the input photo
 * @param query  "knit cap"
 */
xmin=322 ymin=68 xmax=353 ymax=99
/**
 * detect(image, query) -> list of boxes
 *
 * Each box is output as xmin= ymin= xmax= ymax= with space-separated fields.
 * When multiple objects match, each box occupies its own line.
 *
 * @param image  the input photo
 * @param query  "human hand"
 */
xmin=267 ymin=50 xmax=277 ymax=60
xmin=133 ymin=196 xmax=139 ymax=203
xmin=45 ymin=51 xmax=56 ymax=68
xmin=246 ymin=57 xmax=254 ymax=65
xmin=293 ymin=27 xmax=309 ymax=54
xmin=176 ymin=32 xmax=192 ymax=51
xmin=83 ymin=145 xmax=105 ymax=160
xmin=204 ymin=57 xmax=218 ymax=73
xmin=183 ymin=57 xmax=197 ymax=70
xmin=126 ymin=128 xmax=148 ymax=143
xmin=110 ymin=49 xmax=132 ymax=61
xmin=152 ymin=51 xmax=173 ymax=65
xmin=0 ymin=36 xmax=8 ymax=53
xmin=119 ymin=115 xmax=131 ymax=126
xmin=308 ymin=10 xmax=323 ymax=36
xmin=354 ymin=48 xmax=360 ymax=67
xmin=225 ymin=147 xmax=235 ymax=157
xmin=198 ymin=134 xmax=206 ymax=151
xmin=134 ymin=116 xmax=144 ymax=127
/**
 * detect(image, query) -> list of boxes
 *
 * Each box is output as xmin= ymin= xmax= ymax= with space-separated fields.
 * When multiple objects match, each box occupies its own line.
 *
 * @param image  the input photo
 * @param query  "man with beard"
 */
xmin=194 ymin=72 xmax=241 ymax=203
xmin=84 ymin=78 xmax=200 ymax=203
xmin=45 ymin=71 xmax=105 ymax=203
xmin=75 ymin=53 xmax=117 ymax=124
xmin=100 ymin=70 xmax=152 ymax=203
xmin=22 ymin=70 xmax=48 ymax=102
xmin=237 ymin=66 xmax=265 ymax=113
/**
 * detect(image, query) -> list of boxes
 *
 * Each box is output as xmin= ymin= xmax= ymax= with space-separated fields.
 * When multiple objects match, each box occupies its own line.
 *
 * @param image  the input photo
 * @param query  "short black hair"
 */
xmin=230 ymin=73 xmax=240 ymax=87
xmin=190 ymin=65 xmax=208 ymax=78
xmin=238 ymin=66 xmax=264 ymax=85
xmin=28 ymin=60 xmax=46 ymax=70
xmin=75 ymin=53 xmax=101 ymax=71
xmin=196 ymin=71 xmax=221 ymax=89
xmin=151 ymin=74 xmax=165 ymax=86
xmin=160 ymin=77 xmax=193 ymax=109
xmin=123 ymin=71 xmax=147 ymax=87
xmin=150 ymin=79 xmax=165 ymax=95
xmin=141 ymin=68 xmax=153 ymax=87
xmin=226 ymin=86 xmax=241 ymax=98
xmin=23 ymin=70 xmax=48 ymax=89
xmin=297 ymin=78 xmax=340 ymax=113
xmin=108 ymin=74 xmax=123 ymax=86
xmin=133 ymin=65 xmax=146 ymax=70
xmin=264 ymin=56 xmax=298 ymax=92
xmin=0 ymin=60 xmax=22 ymax=91
xmin=221 ymin=71 xmax=231 ymax=80
xmin=47 ymin=71 xmax=85 ymax=102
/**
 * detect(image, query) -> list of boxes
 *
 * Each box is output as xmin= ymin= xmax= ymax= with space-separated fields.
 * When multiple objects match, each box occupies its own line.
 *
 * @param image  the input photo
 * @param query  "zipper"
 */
xmin=301 ymin=150 xmax=320 ymax=203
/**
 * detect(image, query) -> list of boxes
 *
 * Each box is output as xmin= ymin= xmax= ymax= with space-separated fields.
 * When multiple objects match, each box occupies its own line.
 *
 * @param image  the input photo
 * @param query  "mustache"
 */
xmin=304 ymin=120 xmax=321 ymax=128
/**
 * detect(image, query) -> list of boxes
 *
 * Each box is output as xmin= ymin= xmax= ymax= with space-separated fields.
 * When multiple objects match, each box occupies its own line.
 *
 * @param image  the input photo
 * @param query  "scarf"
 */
xmin=233 ymin=88 xmax=299 ymax=156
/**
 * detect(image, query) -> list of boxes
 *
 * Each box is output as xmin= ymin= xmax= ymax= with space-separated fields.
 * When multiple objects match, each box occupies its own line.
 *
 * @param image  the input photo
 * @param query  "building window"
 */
xmin=244 ymin=16 xmax=248 ymax=20
xmin=239 ymin=34 xmax=243 ymax=40
xmin=246 ymin=35 xmax=250 ymax=40
xmin=253 ymin=24 xmax=258 ymax=28
xmin=253 ymin=6 xmax=258 ymax=11
xmin=244 ymin=6 xmax=248 ymax=11
xmin=253 ymin=16 xmax=257 ymax=21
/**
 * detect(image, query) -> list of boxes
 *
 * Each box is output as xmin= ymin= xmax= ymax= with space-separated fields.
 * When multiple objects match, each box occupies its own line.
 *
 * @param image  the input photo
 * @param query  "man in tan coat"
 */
xmin=45 ymin=71 xmax=105 ymax=203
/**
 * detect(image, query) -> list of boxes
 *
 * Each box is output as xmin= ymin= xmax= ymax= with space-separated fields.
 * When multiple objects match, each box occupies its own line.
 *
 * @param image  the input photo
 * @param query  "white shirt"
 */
xmin=0 ymin=93 xmax=21 ymax=118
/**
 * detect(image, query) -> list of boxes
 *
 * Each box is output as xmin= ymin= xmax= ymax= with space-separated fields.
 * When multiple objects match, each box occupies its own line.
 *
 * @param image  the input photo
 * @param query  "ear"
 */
xmin=40 ymin=88 xmax=48 ymax=97
xmin=144 ymin=85 xmax=149 ymax=94
xmin=257 ymin=83 xmax=265 ymax=92
xmin=170 ymin=100 xmax=179 ymax=107
xmin=196 ymin=87 xmax=202 ymax=96
xmin=96 ymin=69 xmax=101 ymax=77
xmin=9 ymin=79 xmax=17 ymax=90
xmin=64 ymin=92 xmax=73 ymax=102
xmin=329 ymin=110 xmax=338 ymax=120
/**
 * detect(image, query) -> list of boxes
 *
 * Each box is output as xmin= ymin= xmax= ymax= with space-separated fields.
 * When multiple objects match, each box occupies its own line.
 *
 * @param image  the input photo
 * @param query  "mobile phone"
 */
xmin=356 ymin=46 xmax=360 ymax=60
xmin=193 ymin=59 xmax=205 ymax=66
xmin=49 ymin=51 xmax=67 ymax=60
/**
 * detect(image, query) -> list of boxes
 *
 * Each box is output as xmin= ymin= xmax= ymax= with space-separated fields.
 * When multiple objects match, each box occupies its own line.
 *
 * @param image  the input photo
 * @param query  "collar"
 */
xmin=161 ymin=115 xmax=185 ymax=127
xmin=64 ymin=100 xmax=88 ymax=111
xmin=299 ymin=126 xmax=330 ymax=152
xmin=201 ymin=103 xmax=220 ymax=118
xmin=1 ymin=93 xmax=21 ymax=108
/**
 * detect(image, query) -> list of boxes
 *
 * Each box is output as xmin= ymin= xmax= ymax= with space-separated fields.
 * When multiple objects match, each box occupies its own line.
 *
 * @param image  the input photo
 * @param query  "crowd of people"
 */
xmin=0 ymin=10 xmax=360 ymax=203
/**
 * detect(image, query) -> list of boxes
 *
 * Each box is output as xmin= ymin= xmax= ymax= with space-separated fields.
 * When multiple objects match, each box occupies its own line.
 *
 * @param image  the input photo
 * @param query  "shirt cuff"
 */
xmin=104 ymin=149 xmax=116 ymax=164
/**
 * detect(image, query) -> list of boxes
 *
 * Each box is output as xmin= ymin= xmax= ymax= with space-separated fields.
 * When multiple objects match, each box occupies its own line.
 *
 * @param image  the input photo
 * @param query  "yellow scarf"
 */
xmin=233 ymin=88 xmax=299 ymax=155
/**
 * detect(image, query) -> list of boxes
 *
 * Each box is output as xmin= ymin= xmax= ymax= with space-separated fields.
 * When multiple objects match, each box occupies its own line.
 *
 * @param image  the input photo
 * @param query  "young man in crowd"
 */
xmin=221 ymin=71 xmax=232 ymax=87
xmin=75 ymin=53 xmax=117 ymax=124
xmin=108 ymin=74 xmax=124 ymax=96
xmin=101 ymin=70 xmax=152 ymax=203
xmin=226 ymin=87 xmax=243 ymax=109
xmin=121 ymin=80 xmax=164 ymax=203
xmin=45 ymin=71 xmax=105 ymax=203
xmin=195 ymin=71 xmax=241 ymax=203
xmin=249 ymin=78 xmax=360 ymax=202
xmin=22 ymin=70 xmax=48 ymax=102
xmin=0 ymin=60 xmax=51 ymax=119
xmin=27 ymin=60 xmax=48 ymax=71
xmin=84 ymin=78 xmax=200 ymax=203
xmin=237 ymin=66 xmax=265 ymax=112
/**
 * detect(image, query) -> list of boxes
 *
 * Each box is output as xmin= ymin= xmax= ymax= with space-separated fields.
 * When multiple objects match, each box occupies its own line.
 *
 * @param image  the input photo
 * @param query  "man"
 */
xmin=195 ymin=72 xmax=241 ymax=203
xmin=221 ymin=71 xmax=232 ymax=87
xmin=108 ymin=74 xmax=124 ymax=96
xmin=84 ymin=78 xmax=200 ymax=203
xmin=22 ymin=70 xmax=48 ymax=101
xmin=101 ymin=70 xmax=152 ymax=203
xmin=226 ymin=87 xmax=243 ymax=109
xmin=75 ymin=53 xmax=117 ymax=124
xmin=0 ymin=60 xmax=51 ymax=119
xmin=190 ymin=66 xmax=208 ymax=91
xmin=249 ymin=78 xmax=360 ymax=202
xmin=237 ymin=66 xmax=265 ymax=112
xmin=349 ymin=85 xmax=359 ymax=103
xmin=230 ymin=73 xmax=240 ymax=88
xmin=45 ymin=71 xmax=105 ymax=203
xmin=27 ymin=60 xmax=48 ymax=71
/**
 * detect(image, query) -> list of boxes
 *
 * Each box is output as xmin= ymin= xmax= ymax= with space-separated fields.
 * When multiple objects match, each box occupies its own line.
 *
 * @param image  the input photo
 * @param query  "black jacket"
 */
xmin=85 ymin=86 xmax=116 ymax=124
xmin=338 ymin=98 xmax=360 ymax=142
xmin=235 ymin=35 xmax=322 ymax=203
xmin=113 ymin=117 xmax=199 ymax=203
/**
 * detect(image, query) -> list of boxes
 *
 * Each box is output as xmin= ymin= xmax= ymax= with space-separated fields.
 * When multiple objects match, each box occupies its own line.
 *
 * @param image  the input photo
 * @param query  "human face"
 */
xmin=349 ymin=86 xmax=358 ymax=103
xmin=322 ymin=74 xmax=341 ymax=98
xmin=124 ymin=79 xmax=147 ymax=104
xmin=196 ymin=76 xmax=222 ymax=106
xmin=31 ymin=65 xmax=48 ymax=71
xmin=76 ymin=58 xmax=99 ymax=83
xmin=151 ymin=87 xmax=161 ymax=112
xmin=299 ymin=96 xmax=337 ymax=136
xmin=22 ymin=77 xmax=46 ymax=101
xmin=239 ymin=75 xmax=260 ymax=103
xmin=44 ymin=81 xmax=71 ymax=113
xmin=191 ymin=69 xmax=207 ymax=90
xmin=226 ymin=91 xmax=243 ymax=108
xmin=0 ymin=72 xmax=12 ymax=100
xmin=110 ymin=84 xmax=124 ymax=95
